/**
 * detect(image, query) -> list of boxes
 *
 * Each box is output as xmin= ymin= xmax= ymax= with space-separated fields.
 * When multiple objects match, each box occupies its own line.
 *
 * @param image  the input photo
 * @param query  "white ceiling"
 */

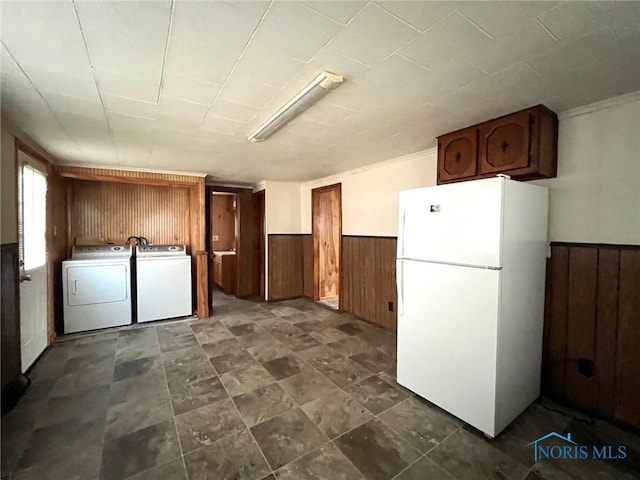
xmin=1 ymin=1 xmax=639 ymax=183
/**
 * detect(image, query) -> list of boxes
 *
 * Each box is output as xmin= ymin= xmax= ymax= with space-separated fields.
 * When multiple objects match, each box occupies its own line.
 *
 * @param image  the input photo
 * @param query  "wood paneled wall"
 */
xmin=543 ymin=243 xmax=640 ymax=429
xmin=69 ymin=180 xmax=191 ymax=245
xmin=59 ymin=166 xmax=208 ymax=318
xmin=211 ymin=194 xmax=235 ymax=251
xmin=303 ymin=235 xmax=313 ymax=299
xmin=342 ymin=236 xmax=397 ymax=330
xmin=1 ymin=243 xmax=20 ymax=391
xmin=49 ymin=168 xmax=68 ymax=337
xmin=268 ymin=235 xmax=304 ymax=301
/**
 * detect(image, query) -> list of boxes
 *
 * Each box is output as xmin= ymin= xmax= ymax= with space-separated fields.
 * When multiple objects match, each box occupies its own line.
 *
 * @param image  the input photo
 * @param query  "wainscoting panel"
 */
xmin=268 ymin=235 xmax=303 ymax=301
xmin=543 ymin=242 xmax=640 ymax=429
xmin=303 ymin=235 xmax=313 ymax=299
xmin=1 ymin=243 xmax=20 ymax=391
xmin=342 ymin=236 xmax=397 ymax=330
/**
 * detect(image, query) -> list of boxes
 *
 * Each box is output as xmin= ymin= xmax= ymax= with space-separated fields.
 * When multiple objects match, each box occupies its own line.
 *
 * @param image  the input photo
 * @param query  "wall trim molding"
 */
xmin=558 ymin=90 xmax=640 ymax=120
xmin=56 ymin=162 xmax=207 ymax=178
xmin=550 ymin=241 xmax=640 ymax=249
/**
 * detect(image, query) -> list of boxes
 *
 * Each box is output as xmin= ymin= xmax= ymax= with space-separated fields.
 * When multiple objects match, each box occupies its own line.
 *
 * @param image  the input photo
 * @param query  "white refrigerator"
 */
xmin=396 ymin=176 xmax=549 ymax=437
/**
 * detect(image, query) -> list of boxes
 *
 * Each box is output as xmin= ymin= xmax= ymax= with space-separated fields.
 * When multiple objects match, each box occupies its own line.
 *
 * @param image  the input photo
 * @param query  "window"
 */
xmin=19 ymin=164 xmax=47 ymax=270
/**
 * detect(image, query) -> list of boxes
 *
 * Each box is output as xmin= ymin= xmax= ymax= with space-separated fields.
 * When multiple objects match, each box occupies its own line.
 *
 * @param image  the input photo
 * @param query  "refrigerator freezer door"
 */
xmin=398 ymin=178 xmax=503 ymax=268
xmin=397 ymin=259 xmax=500 ymax=436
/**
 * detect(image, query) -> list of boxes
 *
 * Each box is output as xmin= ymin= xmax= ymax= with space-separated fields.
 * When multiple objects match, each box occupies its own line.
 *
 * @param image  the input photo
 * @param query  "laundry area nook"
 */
xmin=1 ymin=2 xmax=639 ymax=480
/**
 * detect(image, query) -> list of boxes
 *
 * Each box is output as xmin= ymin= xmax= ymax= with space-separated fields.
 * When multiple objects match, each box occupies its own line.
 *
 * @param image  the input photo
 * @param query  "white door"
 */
xmin=18 ymin=155 xmax=49 ymax=371
xmin=398 ymin=177 xmax=504 ymax=268
xmin=396 ymin=259 xmax=500 ymax=435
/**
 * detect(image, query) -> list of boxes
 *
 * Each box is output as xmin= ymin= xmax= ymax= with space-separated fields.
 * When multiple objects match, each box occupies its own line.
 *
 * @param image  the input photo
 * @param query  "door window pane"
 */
xmin=22 ymin=165 xmax=47 ymax=270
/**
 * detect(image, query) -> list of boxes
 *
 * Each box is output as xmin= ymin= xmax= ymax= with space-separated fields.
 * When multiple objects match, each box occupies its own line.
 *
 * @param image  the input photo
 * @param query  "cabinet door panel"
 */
xmin=437 ymin=127 xmax=478 ymax=183
xmin=479 ymin=110 xmax=531 ymax=174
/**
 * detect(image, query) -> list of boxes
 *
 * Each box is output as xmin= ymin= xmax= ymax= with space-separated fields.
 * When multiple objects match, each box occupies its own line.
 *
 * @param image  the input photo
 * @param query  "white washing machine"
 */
xmin=136 ymin=244 xmax=192 ymax=323
xmin=63 ymin=245 xmax=133 ymax=333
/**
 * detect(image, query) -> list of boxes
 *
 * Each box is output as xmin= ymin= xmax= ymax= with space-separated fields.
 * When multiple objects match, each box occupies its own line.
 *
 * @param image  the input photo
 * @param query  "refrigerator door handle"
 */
xmin=397 ymin=260 xmax=404 ymax=316
xmin=399 ymin=207 xmax=406 ymax=258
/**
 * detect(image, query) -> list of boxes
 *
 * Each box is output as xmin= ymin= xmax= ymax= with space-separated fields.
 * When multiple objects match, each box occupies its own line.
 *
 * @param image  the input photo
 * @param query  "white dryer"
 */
xmin=136 ymin=245 xmax=192 ymax=323
xmin=63 ymin=245 xmax=133 ymax=333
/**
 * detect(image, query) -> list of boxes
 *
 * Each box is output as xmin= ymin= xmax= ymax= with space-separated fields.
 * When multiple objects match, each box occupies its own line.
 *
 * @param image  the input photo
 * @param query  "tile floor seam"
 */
xmin=191 ymin=320 xmax=277 ymax=479
xmin=152 ymin=325 xmax=190 ymax=480
xmin=95 ymin=332 xmax=120 ymax=480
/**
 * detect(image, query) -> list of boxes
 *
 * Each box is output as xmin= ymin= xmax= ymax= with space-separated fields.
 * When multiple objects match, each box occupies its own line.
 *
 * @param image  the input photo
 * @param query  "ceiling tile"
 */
xmin=208 ymin=99 xmax=258 ymax=123
xmin=108 ymin=112 xmax=157 ymax=134
xmin=103 ymin=95 xmax=157 ymax=120
xmin=298 ymin=101 xmax=354 ymax=126
xmin=375 ymin=1 xmax=458 ymax=32
xmin=527 ymin=28 xmax=620 ymax=80
xmin=232 ymin=44 xmax=306 ymax=89
xmin=76 ymin=1 xmax=172 ymax=81
xmin=201 ymin=115 xmax=248 ymax=136
xmin=249 ymin=1 xmax=342 ymax=62
xmin=463 ymin=63 xmax=542 ymax=102
xmin=161 ymin=73 xmax=221 ymax=105
xmin=457 ymin=2 xmax=558 ymax=38
xmin=165 ymin=1 xmax=269 ymax=84
xmin=26 ymin=66 xmax=101 ymax=102
xmin=218 ymin=75 xmax=280 ymax=109
xmin=0 ymin=1 xmax=93 ymax=78
xmin=462 ymin=20 xmax=559 ymax=74
xmin=42 ymin=92 xmax=106 ymax=121
xmin=158 ymin=96 xmax=209 ymax=120
xmin=307 ymin=49 xmax=370 ymax=79
xmin=303 ymin=1 xmax=367 ymax=25
xmin=538 ymin=2 xmax=615 ymax=44
xmin=400 ymin=12 xmax=493 ymax=69
xmin=95 ymin=69 xmax=159 ymax=104
xmin=325 ymin=3 xmax=419 ymax=67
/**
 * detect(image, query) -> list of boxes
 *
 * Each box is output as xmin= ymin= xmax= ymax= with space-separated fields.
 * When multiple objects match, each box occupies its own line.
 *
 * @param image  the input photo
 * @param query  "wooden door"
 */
xmin=252 ymin=190 xmax=265 ymax=298
xmin=437 ymin=126 xmax=478 ymax=184
xmin=478 ymin=110 xmax=532 ymax=175
xmin=312 ymin=184 xmax=341 ymax=301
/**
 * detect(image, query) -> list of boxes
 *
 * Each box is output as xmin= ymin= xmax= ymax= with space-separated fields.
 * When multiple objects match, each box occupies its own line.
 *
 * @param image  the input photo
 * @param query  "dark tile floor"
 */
xmin=2 ymin=292 xmax=640 ymax=480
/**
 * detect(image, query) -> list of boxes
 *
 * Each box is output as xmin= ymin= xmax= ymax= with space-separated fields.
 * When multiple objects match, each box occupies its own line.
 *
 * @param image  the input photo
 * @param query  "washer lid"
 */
xmin=136 ymin=244 xmax=187 ymax=257
xmin=72 ymin=245 xmax=132 ymax=259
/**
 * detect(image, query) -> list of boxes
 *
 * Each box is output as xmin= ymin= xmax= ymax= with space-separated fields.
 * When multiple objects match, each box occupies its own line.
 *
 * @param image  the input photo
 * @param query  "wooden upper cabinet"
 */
xmin=437 ymin=126 xmax=478 ymax=183
xmin=437 ymin=105 xmax=558 ymax=184
xmin=479 ymin=110 xmax=531 ymax=174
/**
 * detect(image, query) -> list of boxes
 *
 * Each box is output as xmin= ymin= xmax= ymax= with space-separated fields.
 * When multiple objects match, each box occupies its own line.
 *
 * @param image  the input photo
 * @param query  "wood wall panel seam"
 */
xmin=543 ymin=243 xmax=640 ymax=430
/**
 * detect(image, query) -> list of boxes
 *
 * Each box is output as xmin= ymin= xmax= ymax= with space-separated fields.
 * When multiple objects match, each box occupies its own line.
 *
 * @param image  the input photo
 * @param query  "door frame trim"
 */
xmin=311 ymin=182 xmax=342 ymax=309
xmin=15 ymin=139 xmax=52 ymax=369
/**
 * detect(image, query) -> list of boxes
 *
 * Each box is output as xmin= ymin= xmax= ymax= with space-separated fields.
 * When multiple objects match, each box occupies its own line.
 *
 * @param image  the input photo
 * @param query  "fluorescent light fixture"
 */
xmin=247 ymin=71 xmax=344 ymax=142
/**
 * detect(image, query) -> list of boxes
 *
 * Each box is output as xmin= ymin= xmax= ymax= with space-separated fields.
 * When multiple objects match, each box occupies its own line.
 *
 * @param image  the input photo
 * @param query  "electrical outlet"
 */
xmin=213 ymin=235 xmax=219 ymax=241
xmin=577 ymin=358 xmax=594 ymax=377
xmin=388 ymin=301 xmax=394 ymax=312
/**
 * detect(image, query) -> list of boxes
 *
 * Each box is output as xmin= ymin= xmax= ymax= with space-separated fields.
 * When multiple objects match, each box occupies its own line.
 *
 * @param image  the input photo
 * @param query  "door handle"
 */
xmin=72 ymin=280 xmax=78 ymax=295
xmin=20 ymin=274 xmax=32 ymax=282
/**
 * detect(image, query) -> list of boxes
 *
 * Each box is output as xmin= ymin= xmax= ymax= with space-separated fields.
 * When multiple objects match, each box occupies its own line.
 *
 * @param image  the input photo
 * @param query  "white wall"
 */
xmin=1 ymin=128 xmax=17 ymax=243
xmin=300 ymin=150 xmax=437 ymax=236
xmin=533 ymin=92 xmax=640 ymax=244
xmin=265 ymin=180 xmax=302 ymax=234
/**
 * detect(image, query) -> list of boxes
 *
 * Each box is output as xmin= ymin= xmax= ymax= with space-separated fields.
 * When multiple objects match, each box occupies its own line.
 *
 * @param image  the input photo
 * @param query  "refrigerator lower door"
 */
xmin=397 ymin=259 xmax=500 ymax=436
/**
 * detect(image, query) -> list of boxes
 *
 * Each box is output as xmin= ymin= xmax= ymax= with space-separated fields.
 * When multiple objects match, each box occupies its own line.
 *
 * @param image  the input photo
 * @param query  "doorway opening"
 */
xmin=17 ymin=152 xmax=48 ymax=371
xmin=209 ymin=191 xmax=238 ymax=304
xmin=312 ymin=183 xmax=342 ymax=311
xmin=206 ymin=186 xmax=255 ymax=314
